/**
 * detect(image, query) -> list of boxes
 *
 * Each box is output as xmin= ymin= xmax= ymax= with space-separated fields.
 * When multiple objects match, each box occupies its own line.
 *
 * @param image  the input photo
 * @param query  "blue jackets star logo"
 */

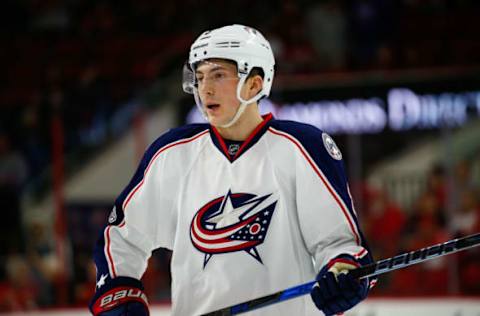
xmin=190 ymin=190 xmax=278 ymax=268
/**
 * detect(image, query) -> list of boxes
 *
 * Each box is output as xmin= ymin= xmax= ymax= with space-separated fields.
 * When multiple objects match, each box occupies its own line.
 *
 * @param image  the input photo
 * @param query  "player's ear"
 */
xmin=248 ymin=75 xmax=263 ymax=98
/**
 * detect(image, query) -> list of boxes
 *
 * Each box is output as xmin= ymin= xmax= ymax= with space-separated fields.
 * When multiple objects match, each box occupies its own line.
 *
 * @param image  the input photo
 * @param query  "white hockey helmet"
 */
xmin=183 ymin=24 xmax=275 ymax=127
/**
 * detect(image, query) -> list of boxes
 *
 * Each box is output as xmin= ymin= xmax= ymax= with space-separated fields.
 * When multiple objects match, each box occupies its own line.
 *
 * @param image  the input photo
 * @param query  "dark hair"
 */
xmin=247 ymin=67 xmax=264 ymax=80
xmin=212 ymin=59 xmax=264 ymax=80
xmin=198 ymin=58 xmax=264 ymax=81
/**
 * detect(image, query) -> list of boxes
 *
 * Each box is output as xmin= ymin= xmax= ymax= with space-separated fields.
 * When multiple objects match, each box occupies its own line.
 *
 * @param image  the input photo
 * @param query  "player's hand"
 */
xmin=89 ymin=277 xmax=149 ymax=316
xmin=310 ymin=258 xmax=368 ymax=316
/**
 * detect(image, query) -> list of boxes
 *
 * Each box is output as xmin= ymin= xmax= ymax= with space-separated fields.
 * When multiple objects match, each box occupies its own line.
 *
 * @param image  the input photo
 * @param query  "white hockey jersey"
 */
xmin=93 ymin=113 xmax=373 ymax=315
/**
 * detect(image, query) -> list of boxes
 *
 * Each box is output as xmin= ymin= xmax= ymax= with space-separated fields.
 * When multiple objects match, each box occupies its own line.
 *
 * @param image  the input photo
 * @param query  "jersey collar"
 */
xmin=210 ymin=113 xmax=274 ymax=162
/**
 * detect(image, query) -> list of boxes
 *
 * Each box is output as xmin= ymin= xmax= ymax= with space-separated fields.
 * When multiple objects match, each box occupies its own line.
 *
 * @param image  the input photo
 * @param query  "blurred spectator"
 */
xmin=0 ymin=132 xmax=27 ymax=190
xmin=450 ymin=189 xmax=480 ymax=236
xmin=393 ymin=191 xmax=451 ymax=295
xmin=405 ymin=191 xmax=449 ymax=244
xmin=458 ymin=244 xmax=480 ymax=295
xmin=143 ymin=250 xmax=172 ymax=301
xmin=25 ymin=221 xmax=59 ymax=307
xmin=451 ymin=159 xmax=480 ymax=296
xmin=455 ymin=160 xmax=475 ymax=192
xmin=272 ymin=0 xmax=318 ymax=73
xmin=347 ymin=0 xmax=382 ymax=68
xmin=0 ymin=255 xmax=39 ymax=311
xmin=306 ymin=1 xmax=348 ymax=70
xmin=364 ymin=188 xmax=406 ymax=257
xmin=472 ymin=153 xmax=480 ymax=188
xmin=426 ymin=164 xmax=447 ymax=208
xmin=0 ymin=132 xmax=28 ymax=258
xmin=67 ymin=65 xmax=111 ymax=148
xmin=73 ymin=259 xmax=96 ymax=306
xmin=20 ymin=91 xmax=50 ymax=180
xmin=454 ymin=164 xmax=480 ymax=295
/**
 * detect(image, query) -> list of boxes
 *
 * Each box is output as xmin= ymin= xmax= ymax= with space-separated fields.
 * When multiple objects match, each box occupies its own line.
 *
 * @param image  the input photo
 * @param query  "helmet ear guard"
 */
xmin=184 ymin=24 xmax=275 ymax=127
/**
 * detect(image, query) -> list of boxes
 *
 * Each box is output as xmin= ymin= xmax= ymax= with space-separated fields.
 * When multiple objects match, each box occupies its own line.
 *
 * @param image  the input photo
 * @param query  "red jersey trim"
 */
xmin=210 ymin=113 xmax=273 ymax=162
xmin=122 ymin=129 xmax=209 ymax=210
xmin=267 ymin=127 xmax=361 ymax=245
xmin=106 ymin=129 xmax=209 ymax=278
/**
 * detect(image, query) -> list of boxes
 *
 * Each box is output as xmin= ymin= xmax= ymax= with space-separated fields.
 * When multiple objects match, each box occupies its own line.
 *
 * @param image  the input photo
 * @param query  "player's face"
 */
xmin=195 ymin=59 xmax=244 ymax=127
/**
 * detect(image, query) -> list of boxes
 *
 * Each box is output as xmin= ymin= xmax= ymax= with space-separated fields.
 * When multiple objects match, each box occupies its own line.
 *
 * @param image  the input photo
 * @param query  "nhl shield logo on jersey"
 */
xmin=228 ymin=144 xmax=240 ymax=156
xmin=322 ymin=132 xmax=342 ymax=160
xmin=190 ymin=190 xmax=278 ymax=268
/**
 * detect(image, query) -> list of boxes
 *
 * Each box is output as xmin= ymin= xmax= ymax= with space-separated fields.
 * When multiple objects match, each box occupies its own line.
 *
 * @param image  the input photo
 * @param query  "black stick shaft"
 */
xmin=350 ymin=232 xmax=480 ymax=279
xmin=203 ymin=232 xmax=480 ymax=316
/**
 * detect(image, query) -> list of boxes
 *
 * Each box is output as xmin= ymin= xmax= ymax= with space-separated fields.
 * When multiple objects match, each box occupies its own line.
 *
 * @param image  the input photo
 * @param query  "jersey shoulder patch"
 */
xmin=270 ymin=119 xmax=343 ymax=161
xmin=322 ymin=132 xmax=342 ymax=160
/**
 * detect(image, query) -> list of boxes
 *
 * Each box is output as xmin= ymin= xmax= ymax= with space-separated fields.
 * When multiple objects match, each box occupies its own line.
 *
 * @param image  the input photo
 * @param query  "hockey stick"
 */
xmin=202 ymin=232 xmax=480 ymax=316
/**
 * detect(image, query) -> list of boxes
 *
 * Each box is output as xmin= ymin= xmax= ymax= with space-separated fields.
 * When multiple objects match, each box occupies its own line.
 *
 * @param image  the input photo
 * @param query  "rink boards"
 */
xmin=3 ymin=298 xmax=480 ymax=316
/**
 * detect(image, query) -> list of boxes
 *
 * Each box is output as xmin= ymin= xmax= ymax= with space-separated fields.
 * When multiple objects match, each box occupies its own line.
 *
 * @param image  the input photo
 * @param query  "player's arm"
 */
xmin=89 ymin=139 xmax=176 ymax=316
xmin=89 ymin=201 xmax=153 ymax=315
xmin=89 ymin=206 xmax=154 ymax=316
xmin=89 ymin=174 xmax=156 ymax=315
xmin=293 ymin=128 xmax=374 ymax=315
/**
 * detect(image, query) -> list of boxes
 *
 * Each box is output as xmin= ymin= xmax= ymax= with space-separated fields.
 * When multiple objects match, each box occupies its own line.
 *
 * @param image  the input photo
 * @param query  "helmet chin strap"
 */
xmin=218 ymin=75 xmax=264 ymax=128
xmin=193 ymin=74 xmax=265 ymax=129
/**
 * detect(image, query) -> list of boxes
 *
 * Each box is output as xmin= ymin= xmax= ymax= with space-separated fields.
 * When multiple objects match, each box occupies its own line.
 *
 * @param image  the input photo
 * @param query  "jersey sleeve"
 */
xmin=93 ymin=142 xmax=176 ymax=283
xmin=291 ymin=126 xmax=374 ymax=273
xmin=92 ymin=124 xmax=209 ymax=285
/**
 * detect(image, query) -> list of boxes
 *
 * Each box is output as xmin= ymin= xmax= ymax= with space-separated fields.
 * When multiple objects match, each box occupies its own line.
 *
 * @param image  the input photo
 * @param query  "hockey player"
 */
xmin=89 ymin=24 xmax=375 ymax=316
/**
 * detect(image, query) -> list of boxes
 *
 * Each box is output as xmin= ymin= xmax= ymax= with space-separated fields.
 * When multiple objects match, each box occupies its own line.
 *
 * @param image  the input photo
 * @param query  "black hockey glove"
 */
xmin=310 ymin=255 xmax=368 ymax=316
xmin=89 ymin=276 xmax=149 ymax=316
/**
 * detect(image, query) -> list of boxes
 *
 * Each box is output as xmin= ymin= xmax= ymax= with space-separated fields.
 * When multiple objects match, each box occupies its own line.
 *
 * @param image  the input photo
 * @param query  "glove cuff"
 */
xmin=89 ymin=276 xmax=149 ymax=315
xmin=327 ymin=256 xmax=360 ymax=270
xmin=317 ymin=254 xmax=360 ymax=279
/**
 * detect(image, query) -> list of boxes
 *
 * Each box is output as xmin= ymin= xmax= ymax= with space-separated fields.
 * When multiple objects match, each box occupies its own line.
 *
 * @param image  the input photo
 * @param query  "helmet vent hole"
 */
xmin=214 ymin=41 xmax=241 ymax=48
